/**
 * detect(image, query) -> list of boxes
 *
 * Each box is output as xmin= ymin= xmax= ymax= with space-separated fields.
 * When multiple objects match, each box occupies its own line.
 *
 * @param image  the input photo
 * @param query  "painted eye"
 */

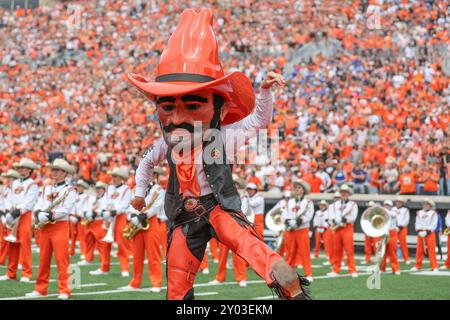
xmin=160 ymin=104 xmax=175 ymax=111
xmin=186 ymin=104 xmax=200 ymax=111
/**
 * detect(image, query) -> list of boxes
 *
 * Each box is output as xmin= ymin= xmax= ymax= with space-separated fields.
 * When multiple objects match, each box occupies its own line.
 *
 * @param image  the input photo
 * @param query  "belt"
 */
xmin=181 ymin=194 xmax=218 ymax=222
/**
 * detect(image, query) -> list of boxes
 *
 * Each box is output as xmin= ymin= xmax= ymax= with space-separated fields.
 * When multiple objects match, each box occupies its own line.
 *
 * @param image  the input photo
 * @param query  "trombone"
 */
xmin=4 ymin=208 xmax=20 ymax=243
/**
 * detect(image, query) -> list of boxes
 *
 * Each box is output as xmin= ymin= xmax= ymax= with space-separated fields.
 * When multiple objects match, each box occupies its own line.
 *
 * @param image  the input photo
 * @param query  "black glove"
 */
xmin=342 ymin=217 xmax=347 ymax=224
xmin=0 ymin=210 xmax=4 ymax=217
xmin=11 ymin=208 xmax=21 ymax=219
xmin=110 ymin=210 xmax=117 ymax=217
xmin=137 ymin=213 xmax=147 ymax=223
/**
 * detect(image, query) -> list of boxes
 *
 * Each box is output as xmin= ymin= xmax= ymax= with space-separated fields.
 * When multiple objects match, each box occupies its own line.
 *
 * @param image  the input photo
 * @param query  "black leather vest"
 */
xmin=164 ymin=135 xmax=242 ymax=222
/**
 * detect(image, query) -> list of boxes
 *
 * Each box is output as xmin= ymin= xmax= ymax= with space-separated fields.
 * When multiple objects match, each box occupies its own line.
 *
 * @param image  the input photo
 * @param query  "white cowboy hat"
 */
xmin=422 ymin=197 xmax=435 ymax=208
xmin=46 ymin=158 xmax=75 ymax=174
xmin=76 ymin=180 xmax=89 ymax=189
xmin=293 ymin=179 xmax=311 ymax=194
xmin=383 ymin=200 xmax=393 ymax=207
xmin=245 ymin=182 xmax=258 ymax=190
xmin=339 ymin=184 xmax=353 ymax=195
xmin=395 ymin=195 xmax=407 ymax=203
xmin=108 ymin=167 xmax=129 ymax=180
xmin=333 ymin=191 xmax=341 ymax=198
xmin=1 ymin=169 xmax=22 ymax=179
xmin=367 ymin=201 xmax=377 ymax=207
xmin=319 ymin=200 xmax=328 ymax=207
xmin=13 ymin=158 xmax=39 ymax=170
xmin=95 ymin=181 xmax=108 ymax=190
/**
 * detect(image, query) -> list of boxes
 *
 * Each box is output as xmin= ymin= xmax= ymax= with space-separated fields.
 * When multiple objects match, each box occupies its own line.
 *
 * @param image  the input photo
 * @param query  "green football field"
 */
xmin=0 ymin=248 xmax=449 ymax=300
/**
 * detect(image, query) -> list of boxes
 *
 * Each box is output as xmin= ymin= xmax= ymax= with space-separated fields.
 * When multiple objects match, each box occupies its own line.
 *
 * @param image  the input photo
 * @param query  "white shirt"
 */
xmin=247 ymin=193 xmax=265 ymax=215
xmin=74 ymin=192 xmax=91 ymax=217
xmin=269 ymin=197 xmax=314 ymax=230
xmin=107 ymin=184 xmax=132 ymax=214
xmin=143 ymin=184 xmax=165 ymax=218
xmin=0 ymin=185 xmax=8 ymax=211
xmin=8 ymin=178 xmax=39 ymax=213
xmin=135 ymin=88 xmax=273 ymax=198
xmin=385 ymin=208 xmax=398 ymax=230
xmin=329 ymin=199 xmax=358 ymax=224
xmin=415 ymin=209 xmax=438 ymax=232
xmin=35 ymin=183 xmax=77 ymax=221
xmin=313 ymin=209 xmax=330 ymax=228
xmin=88 ymin=194 xmax=109 ymax=221
xmin=393 ymin=206 xmax=410 ymax=227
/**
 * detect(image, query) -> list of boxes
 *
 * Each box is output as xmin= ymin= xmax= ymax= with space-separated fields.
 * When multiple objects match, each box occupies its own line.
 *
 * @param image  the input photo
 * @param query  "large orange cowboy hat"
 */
xmin=127 ymin=8 xmax=255 ymax=126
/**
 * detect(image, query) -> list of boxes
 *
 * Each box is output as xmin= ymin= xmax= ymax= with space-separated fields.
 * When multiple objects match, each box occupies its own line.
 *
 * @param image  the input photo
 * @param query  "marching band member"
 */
xmin=244 ymin=183 xmax=265 ymax=239
xmin=440 ymin=210 xmax=450 ymax=270
xmin=120 ymin=168 xmax=165 ymax=292
xmin=25 ymin=159 xmax=77 ymax=300
xmin=84 ymin=182 xmax=112 ymax=275
xmin=380 ymin=200 xmax=401 ymax=275
xmin=327 ymin=184 xmax=358 ymax=278
xmin=361 ymin=201 xmax=381 ymax=265
xmin=313 ymin=200 xmax=333 ymax=265
xmin=393 ymin=196 xmax=411 ymax=264
xmin=69 ymin=180 xmax=90 ymax=257
xmin=105 ymin=168 xmax=132 ymax=277
xmin=0 ymin=170 xmax=21 ymax=265
xmin=411 ymin=198 xmax=439 ymax=272
xmin=280 ymin=180 xmax=314 ymax=282
xmin=0 ymin=158 xmax=39 ymax=283
xmin=327 ymin=191 xmax=341 ymax=267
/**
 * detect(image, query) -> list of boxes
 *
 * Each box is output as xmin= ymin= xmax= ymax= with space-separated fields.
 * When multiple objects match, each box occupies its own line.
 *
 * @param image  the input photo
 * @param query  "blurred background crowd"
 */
xmin=0 ymin=0 xmax=449 ymax=195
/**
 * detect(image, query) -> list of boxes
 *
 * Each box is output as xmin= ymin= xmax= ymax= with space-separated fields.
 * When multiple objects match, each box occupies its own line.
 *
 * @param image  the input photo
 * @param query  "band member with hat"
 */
xmin=25 ymin=159 xmax=77 ymax=299
xmin=380 ymin=200 xmax=401 ymax=275
xmin=411 ymin=198 xmax=439 ymax=272
xmin=327 ymin=191 xmax=341 ymax=267
xmin=440 ymin=210 xmax=450 ymax=270
xmin=361 ymin=201 xmax=381 ymax=265
xmin=106 ymin=167 xmax=132 ymax=277
xmin=327 ymin=184 xmax=358 ymax=277
xmin=130 ymin=8 xmax=310 ymax=300
xmin=244 ymin=182 xmax=265 ymax=239
xmin=0 ymin=170 xmax=22 ymax=266
xmin=392 ymin=196 xmax=410 ymax=264
xmin=120 ymin=167 xmax=165 ymax=292
xmin=0 ymin=158 xmax=39 ymax=283
xmin=313 ymin=200 xmax=333 ymax=264
xmin=152 ymin=167 xmax=170 ymax=263
xmin=69 ymin=180 xmax=90 ymax=257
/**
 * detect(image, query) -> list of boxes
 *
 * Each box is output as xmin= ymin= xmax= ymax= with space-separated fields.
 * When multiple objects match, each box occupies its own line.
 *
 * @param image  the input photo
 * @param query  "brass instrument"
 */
xmin=123 ymin=188 xmax=161 ymax=240
xmin=444 ymin=227 xmax=450 ymax=236
xmin=4 ymin=208 xmax=20 ymax=243
xmin=330 ymin=201 xmax=355 ymax=231
xmin=102 ymin=203 xmax=117 ymax=243
xmin=81 ymin=197 xmax=100 ymax=227
xmin=32 ymin=188 xmax=72 ymax=232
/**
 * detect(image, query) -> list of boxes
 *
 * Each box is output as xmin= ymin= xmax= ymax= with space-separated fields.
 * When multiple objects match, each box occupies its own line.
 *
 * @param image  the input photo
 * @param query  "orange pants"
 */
xmin=114 ymin=214 xmax=133 ymax=272
xmin=364 ymin=235 xmax=382 ymax=262
xmin=397 ymin=227 xmax=410 ymax=262
xmin=414 ymin=232 xmax=438 ymax=269
xmin=129 ymin=216 xmax=162 ymax=288
xmin=85 ymin=220 xmax=110 ymax=272
xmin=253 ymin=214 xmax=264 ymax=239
xmin=380 ymin=230 xmax=400 ymax=272
xmin=34 ymin=229 xmax=41 ymax=247
xmin=0 ymin=224 xmax=8 ymax=265
xmin=34 ymin=221 xmax=70 ymax=296
xmin=77 ymin=223 xmax=87 ymax=258
xmin=444 ymin=235 xmax=450 ymax=268
xmin=209 ymin=238 xmax=219 ymax=261
xmin=314 ymin=228 xmax=333 ymax=260
xmin=167 ymin=206 xmax=282 ymax=299
xmin=154 ymin=218 xmax=167 ymax=261
xmin=284 ymin=228 xmax=312 ymax=276
xmin=6 ymin=211 xmax=32 ymax=279
xmin=332 ymin=224 xmax=357 ymax=274
xmin=215 ymin=243 xmax=247 ymax=282
xmin=69 ymin=221 xmax=77 ymax=256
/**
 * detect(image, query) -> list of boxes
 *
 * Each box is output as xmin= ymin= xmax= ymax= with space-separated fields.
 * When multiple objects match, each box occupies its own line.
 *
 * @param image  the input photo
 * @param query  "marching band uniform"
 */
xmin=127 ymin=182 xmax=165 ymax=290
xmin=0 ymin=177 xmax=14 ymax=265
xmin=393 ymin=198 xmax=410 ymax=264
xmin=313 ymin=201 xmax=333 ymax=263
xmin=413 ymin=199 xmax=439 ymax=271
xmin=28 ymin=159 xmax=77 ymax=298
xmin=329 ymin=185 xmax=358 ymax=276
xmin=107 ymin=169 xmax=132 ymax=274
xmin=3 ymin=163 xmax=39 ymax=281
xmin=380 ymin=201 xmax=400 ymax=274
xmin=441 ymin=211 xmax=450 ymax=269
xmin=70 ymin=182 xmax=90 ymax=257
xmin=362 ymin=201 xmax=381 ymax=264
xmin=244 ymin=183 xmax=265 ymax=239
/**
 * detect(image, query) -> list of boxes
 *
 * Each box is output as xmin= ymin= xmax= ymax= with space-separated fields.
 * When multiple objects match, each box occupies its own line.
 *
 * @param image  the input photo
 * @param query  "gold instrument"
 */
xmin=444 ymin=227 xmax=450 ymax=236
xmin=123 ymin=188 xmax=161 ymax=240
xmin=81 ymin=197 xmax=100 ymax=227
xmin=330 ymin=201 xmax=355 ymax=231
xmin=101 ymin=203 xmax=117 ymax=243
xmin=32 ymin=188 xmax=72 ymax=231
xmin=4 ymin=208 xmax=20 ymax=243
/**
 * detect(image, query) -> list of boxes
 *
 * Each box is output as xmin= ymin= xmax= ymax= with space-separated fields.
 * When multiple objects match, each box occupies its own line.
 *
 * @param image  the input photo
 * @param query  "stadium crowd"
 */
xmin=0 ymin=0 xmax=449 ymax=195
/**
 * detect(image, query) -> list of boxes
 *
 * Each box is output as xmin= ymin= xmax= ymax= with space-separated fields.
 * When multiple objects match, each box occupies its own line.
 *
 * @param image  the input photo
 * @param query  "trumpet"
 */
xmin=123 ymin=188 xmax=161 ymax=240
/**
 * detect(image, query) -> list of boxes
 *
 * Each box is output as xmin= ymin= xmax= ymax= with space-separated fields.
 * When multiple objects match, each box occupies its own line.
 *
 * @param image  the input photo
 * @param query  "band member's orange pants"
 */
xmin=397 ymin=227 xmax=410 ymax=262
xmin=129 ymin=216 xmax=162 ymax=288
xmin=364 ymin=235 xmax=382 ymax=262
xmin=414 ymin=232 xmax=438 ymax=269
xmin=332 ymin=224 xmax=357 ymax=274
xmin=114 ymin=214 xmax=132 ymax=272
xmin=444 ymin=235 xmax=450 ymax=268
xmin=85 ymin=220 xmax=110 ymax=272
xmin=284 ymin=228 xmax=312 ymax=276
xmin=34 ymin=221 xmax=70 ymax=296
xmin=314 ymin=228 xmax=333 ymax=260
xmin=215 ymin=243 xmax=247 ymax=282
xmin=78 ymin=223 xmax=87 ymax=258
xmin=34 ymin=229 xmax=41 ymax=247
xmin=253 ymin=214 xmax=264 ymax=239
xmin=0 ymin=224 xmax=8 ymax=265
xmin=167 ymin=206 xmax=282 ymax=299
xmin=154 ymin=218 xmax=167 ymax=261
xmin=380 ymin=230 xmax=400 ymax=272
xmin=6 ymin=211 xmax=32 ymax=279
xmin=69 ymin=221 xmax=77 ymax=256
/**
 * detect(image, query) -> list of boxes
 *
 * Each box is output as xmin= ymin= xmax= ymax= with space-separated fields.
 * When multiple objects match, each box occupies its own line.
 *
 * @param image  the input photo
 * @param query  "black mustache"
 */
xmin=163 ymin=123 xmax=195 ymax=133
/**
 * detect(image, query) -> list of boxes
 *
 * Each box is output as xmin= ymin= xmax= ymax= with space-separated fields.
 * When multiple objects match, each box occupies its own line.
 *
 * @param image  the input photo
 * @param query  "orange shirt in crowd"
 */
xmin=398 ymin=173 xmax=416 ymax=194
